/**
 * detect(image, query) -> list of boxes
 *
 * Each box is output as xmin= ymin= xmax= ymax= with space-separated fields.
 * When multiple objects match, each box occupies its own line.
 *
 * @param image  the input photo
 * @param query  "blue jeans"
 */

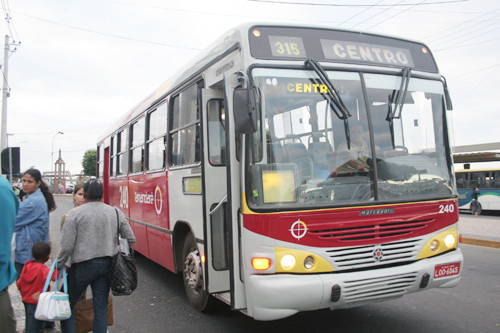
xmin=15 ymin=262 xmax=24 ymax=280
xmin=23 ymin=302 xmax=43 ymax=333
xmin=60 ymin=257 xmax=112 ymax=333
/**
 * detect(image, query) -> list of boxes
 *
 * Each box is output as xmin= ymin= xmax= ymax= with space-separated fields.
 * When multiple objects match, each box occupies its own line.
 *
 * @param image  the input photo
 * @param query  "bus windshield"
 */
xmin=247 ymin=68 xmax=454 ymax=210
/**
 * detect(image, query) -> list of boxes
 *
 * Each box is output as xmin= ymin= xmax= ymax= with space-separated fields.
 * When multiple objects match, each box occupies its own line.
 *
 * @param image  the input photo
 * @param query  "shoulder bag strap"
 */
xmin=42 ymin=258 xmax=67 ymax=293
xmin=42 ymin=258 xmax=57 ymax=293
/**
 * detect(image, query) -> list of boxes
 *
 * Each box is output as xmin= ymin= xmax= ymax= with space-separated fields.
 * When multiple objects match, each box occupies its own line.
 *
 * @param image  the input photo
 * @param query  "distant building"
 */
xmin=53 ymin=149 xmax=66 ymax=193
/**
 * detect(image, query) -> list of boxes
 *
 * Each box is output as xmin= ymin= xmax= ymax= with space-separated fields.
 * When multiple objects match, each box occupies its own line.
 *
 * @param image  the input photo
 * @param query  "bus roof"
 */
xmin=98 ymin=22 xmax=437 ymax=143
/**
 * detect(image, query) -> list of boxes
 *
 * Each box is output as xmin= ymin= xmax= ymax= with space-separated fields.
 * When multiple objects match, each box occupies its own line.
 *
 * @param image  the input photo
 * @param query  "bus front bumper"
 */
xmin=247 ymin=249 xmax=463 ymax=321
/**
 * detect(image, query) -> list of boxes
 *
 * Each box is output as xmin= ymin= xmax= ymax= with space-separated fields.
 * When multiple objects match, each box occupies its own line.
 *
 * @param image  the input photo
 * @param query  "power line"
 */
xmin=433 ymin=22 xmax=500 ymax=50
xmin=364 ymin=0 xmax=427 ymax=30
xmin=350 ymin=0 xmax=406 ymax=29
xmin=425 ymin=6 xmax=500 ymax=42
xmin=248 ymin=0 xmax=469 ymax=7
xmin=12 ymin=10 xmax=203 ymax=51
xmin=434 ymin=36 xmax=500 ymax=51
xmin=1 ymin=0 xmax=21 ymax=43
xmin=448 ymin=63 xmax=500 ymax=78
xmin=338 ymin=0 xmax=385 ymax=27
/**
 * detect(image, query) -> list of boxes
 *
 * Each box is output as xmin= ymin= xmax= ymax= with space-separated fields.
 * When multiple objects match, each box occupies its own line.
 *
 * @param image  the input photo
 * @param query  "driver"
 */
xmin=335 ymin=123 xmax=372 ymax=175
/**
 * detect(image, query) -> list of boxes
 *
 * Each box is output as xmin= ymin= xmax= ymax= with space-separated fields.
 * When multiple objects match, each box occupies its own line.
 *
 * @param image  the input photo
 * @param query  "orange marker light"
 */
xmin=201 ymin=255 xmax=206 ymax=263
xmin=252 ymin=257 xmax=271 ymax=270
xmin=252 ymin=29 xmax=261 ymax=38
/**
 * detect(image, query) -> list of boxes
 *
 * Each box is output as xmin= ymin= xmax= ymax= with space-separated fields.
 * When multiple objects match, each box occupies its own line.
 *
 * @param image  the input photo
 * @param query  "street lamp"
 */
xmin=51 ymin=131 xmax=63 ymax=190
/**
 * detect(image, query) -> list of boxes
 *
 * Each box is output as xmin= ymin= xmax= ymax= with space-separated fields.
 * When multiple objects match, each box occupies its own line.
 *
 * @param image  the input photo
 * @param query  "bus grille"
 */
xmin=310 ymin=219 xmax=431 ymax=241
xmin=326 ymin=239 xmax=422 ymax=270
xmin=343 ymin=272 xmax=418 ymax=303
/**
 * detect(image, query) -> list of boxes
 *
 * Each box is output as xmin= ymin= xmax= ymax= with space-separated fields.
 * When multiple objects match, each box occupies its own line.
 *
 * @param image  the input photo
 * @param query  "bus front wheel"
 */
xmin=182 ymin=232 xmax=209 ymax=311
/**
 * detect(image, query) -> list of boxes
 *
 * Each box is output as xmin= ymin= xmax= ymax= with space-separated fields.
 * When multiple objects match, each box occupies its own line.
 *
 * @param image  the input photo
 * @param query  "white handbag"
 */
xmin=34 ymin=259 xmax=72 ymax=321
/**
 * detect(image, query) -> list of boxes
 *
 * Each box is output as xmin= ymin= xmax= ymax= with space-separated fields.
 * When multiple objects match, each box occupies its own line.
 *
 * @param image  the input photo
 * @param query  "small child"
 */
xmin=16 ymin=242 xmax=58 ymax=333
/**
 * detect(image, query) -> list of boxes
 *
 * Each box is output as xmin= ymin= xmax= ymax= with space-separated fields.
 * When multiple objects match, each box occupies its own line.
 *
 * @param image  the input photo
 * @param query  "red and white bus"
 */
xmin=97 ymin=23 xmax=463 ymax=320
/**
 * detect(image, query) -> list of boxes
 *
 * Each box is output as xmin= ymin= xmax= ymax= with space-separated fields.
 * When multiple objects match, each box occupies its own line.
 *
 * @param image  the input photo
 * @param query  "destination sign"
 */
xmin=321 ymin=40 xmax=414 ymax=67
xmin=269 ymin=35 xmax=307 ymax=58
xmin=248 ymin=26 xmax=438 ymax=72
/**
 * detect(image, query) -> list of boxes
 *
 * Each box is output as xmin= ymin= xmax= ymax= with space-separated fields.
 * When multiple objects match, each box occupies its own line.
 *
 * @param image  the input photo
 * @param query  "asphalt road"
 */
xmin=109 ymin=243 xmax=500 ymax=333
xmin=9 ymin=196 xmax=500 ymax=332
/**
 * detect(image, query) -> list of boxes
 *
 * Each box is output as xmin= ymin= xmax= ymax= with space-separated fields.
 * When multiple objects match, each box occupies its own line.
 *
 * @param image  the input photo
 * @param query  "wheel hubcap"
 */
xmin=184 ymin=249 xmax=203 ymax=293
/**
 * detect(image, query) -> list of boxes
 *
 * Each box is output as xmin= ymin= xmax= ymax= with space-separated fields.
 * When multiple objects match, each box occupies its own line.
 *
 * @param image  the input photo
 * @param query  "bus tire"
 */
xmin=182 ymin=232 xmax=209 ymax=311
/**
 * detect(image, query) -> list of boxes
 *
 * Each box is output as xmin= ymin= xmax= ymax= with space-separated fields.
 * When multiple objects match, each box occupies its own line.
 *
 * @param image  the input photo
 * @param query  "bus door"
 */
xmin=201 ymin=89 xmax=231 ymax=294
xmin=102 ymin=146 xmax=110 ymax=204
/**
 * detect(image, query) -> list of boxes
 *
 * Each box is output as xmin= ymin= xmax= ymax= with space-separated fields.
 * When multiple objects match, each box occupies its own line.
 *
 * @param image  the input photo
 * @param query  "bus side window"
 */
xmin=97 ymin=145 xmax=103 ymax=178
xmin=110 ymin=136 xmax=114 ymax=177
xmin=456 ymin=173 xmax=466 ymax=189
xmin=207 ymin=99 xmax=226 ymax=166
xmin=147 ymin=102 xmax=168 ymax=171
xmin=169 ymin=82 xmax=202 ymax=167
xmin=117 ymin=129 xmax=129 ymax=176
xmin=131 ymin=117 xmax=146 ymax=173
xmin=493 ymin=172 xmax=500 ymax=189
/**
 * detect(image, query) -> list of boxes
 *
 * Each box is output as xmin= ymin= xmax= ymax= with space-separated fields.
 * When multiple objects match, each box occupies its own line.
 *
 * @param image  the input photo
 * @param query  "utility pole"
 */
xmin=1 ymin=35 xmax=10 ymax=151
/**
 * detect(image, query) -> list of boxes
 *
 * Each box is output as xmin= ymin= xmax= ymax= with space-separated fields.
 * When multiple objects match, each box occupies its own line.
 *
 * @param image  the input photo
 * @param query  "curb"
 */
xmin=461 ymin=237 xmax=500 ymax=249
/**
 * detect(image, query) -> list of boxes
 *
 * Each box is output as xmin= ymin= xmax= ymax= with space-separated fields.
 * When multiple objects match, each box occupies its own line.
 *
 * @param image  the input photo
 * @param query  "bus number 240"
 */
xmin=119 ymin=185 xmax=129 ymax=209
xmin=438 ymin=204 xmax=455 ymax=214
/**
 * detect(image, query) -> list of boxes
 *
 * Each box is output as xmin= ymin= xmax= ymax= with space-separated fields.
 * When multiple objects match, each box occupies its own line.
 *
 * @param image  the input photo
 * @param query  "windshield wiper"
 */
xmin=387 ymin=67 xmax=411 ymax=120
xmin=305 ymin=59 xmax=352 ymax=148
xmin=386 ymin=67 xmax=411 ymax=148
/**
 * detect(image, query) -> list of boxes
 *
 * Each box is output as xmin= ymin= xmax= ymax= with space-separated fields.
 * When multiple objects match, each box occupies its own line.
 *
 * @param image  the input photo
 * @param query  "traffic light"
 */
xmin=1 ymin=147 xmax=20 ymax=175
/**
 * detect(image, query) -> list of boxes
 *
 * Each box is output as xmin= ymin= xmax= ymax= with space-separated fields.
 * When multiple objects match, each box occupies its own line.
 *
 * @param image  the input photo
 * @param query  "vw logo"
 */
xmin=373 ymin=247 xmax=384 ymax=262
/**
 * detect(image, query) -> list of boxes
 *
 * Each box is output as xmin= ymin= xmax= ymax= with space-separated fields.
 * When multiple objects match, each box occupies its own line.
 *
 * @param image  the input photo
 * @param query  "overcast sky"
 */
xmin=1 ymin=0 xmax=499 ymax=176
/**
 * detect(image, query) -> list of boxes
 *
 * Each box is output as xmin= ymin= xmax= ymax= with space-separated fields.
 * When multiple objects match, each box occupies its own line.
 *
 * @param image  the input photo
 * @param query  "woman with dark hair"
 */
xmin=58 ymin=179 xmax=135 ymax=333
xmin=14 ymin=168 xmax=56 ymax=278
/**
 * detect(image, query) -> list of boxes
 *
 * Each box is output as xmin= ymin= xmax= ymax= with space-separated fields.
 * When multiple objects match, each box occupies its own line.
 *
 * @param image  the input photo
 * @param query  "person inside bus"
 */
xmin=471 ymin=186 xmax=480 ymax=215
xmin=335 ymin=122 xmax=372 ymax=175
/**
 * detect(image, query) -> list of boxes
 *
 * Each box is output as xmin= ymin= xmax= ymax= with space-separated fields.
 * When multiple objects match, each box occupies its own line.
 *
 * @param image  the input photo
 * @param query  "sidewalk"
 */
xmin=459 ymin=213 xmax=500 ymax=248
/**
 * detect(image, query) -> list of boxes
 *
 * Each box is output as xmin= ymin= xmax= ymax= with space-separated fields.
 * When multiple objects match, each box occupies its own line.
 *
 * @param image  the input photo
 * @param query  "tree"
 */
xmin=82 ymin=149 xmax=97 ymax=176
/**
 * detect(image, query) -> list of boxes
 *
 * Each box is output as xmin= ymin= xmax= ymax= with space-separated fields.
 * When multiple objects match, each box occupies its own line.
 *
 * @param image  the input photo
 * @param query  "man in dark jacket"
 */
xmin=471 ymin=186 xmax=480 ymax=215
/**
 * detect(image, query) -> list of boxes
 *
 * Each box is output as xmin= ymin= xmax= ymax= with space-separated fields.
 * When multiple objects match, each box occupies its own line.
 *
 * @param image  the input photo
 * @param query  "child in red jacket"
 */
xmin=17 ymin=242 xmax=58 ymax=333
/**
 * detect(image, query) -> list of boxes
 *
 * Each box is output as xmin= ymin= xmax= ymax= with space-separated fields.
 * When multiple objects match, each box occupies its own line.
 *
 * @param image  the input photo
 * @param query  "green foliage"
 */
xmin=82 ymin=149 xmax=97 ymax=176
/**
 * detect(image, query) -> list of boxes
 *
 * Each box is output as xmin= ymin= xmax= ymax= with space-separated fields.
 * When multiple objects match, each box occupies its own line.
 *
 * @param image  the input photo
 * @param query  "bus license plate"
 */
xmin=434 ymin=262 xmax=460 ymax=278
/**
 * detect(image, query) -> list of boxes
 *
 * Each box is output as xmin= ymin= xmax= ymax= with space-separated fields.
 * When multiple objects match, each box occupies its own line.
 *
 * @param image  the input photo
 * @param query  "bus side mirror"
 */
xmin=233 ymin=88 xmax=257 ymax=134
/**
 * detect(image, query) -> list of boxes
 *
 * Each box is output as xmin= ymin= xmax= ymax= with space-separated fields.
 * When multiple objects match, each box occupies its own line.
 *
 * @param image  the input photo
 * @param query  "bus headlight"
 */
xmin=281 ymin=254 xmax=296 ymax=270
xmin=418 ymin=227 xmax=458 ymax=259
xmin=430 ymin=240 xmax=439 ymax=252
xmin=304 ymin=256 xmax=315 ymax=270
xmin=275 ymin=247 xmax=333 ymax=273
xmin=444 ymin=234 xmax=456 ymax=248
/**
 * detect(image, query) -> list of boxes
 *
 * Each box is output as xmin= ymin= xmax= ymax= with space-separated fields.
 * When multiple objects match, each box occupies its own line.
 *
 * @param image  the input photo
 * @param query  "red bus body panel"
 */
xmin=109 ymin=171 xmax=175 ymax=272
xmin=244 ymin=199 xmax=458 ymax=248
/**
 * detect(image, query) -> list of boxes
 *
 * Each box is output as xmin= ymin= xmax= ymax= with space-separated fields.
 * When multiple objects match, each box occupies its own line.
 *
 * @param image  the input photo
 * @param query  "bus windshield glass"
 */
xmin=247 ymin=68 xmax=454 ymax=210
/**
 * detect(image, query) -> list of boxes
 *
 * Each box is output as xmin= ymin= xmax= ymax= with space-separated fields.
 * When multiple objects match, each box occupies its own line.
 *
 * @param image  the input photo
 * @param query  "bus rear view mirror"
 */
xmin=233 ymin=88 xmax=257 ymax=134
